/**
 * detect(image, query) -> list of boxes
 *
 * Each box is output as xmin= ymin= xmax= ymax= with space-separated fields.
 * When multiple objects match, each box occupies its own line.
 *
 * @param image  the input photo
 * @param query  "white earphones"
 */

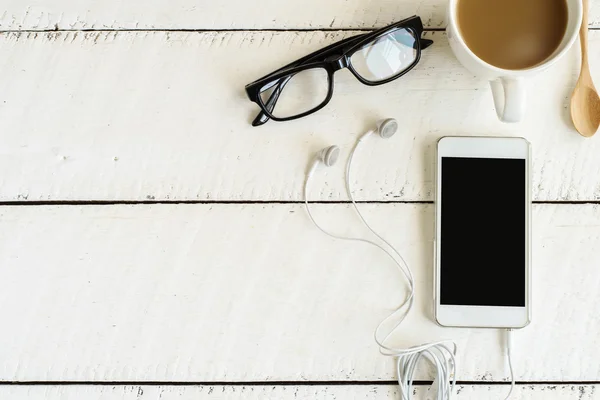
xmin=304 ymin=118 xmax=459 ymax=400
xmin=360 ymin=117 xmax=399 ymax=141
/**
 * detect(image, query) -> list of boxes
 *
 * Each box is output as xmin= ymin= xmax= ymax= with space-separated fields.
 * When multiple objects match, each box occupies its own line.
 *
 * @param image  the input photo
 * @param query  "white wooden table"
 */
xmin=1 ymin=1 xmax=599 ymax=399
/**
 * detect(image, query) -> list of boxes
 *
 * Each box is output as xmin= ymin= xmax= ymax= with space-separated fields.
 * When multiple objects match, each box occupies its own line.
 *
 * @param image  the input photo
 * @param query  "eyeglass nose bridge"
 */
xmin=325 ymin=55 xmax=349 ymax=72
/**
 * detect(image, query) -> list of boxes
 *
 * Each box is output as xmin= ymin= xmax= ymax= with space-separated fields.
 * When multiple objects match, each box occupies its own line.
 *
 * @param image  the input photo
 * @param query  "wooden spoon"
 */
xmin=571 ymin=0 xmax=600 ymax=137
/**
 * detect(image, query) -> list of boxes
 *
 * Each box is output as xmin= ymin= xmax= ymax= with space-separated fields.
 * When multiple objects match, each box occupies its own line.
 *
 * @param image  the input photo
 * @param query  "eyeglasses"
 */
xmin=245 ymin=16 xmax=433 ymax=127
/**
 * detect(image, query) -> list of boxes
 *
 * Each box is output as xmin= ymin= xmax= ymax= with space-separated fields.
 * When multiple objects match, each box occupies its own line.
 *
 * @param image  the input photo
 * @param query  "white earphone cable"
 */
xmin=345 ymin=134 xmax=457 ymax=399
xmin=304 ymin=146 xmax=457 ymax=400
xmin=504 ymin=329 xmax=515 ymax=400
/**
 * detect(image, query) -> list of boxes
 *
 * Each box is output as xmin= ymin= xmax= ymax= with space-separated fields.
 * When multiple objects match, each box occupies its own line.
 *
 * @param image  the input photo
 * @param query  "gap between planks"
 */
xmin=3 ymin=380 xmax=600 ymax=386
xmin=0 ymin=27 xmax=597 ymax=34
xmin=0 ymin=200 xmax=597 ymax=206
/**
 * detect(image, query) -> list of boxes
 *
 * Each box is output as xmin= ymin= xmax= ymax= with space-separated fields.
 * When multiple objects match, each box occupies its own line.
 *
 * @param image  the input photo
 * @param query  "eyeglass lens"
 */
xmin=350 ymin=27 xmax=417 ymax=83
xmin=259 ymin=67 xmax=329 ymax=119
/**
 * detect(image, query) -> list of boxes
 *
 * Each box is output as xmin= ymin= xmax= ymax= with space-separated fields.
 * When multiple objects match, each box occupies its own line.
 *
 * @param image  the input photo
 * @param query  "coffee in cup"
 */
xmin=447 ymin=0 xmax=582 ymax=122
xmin=457 ymin=0 xmax=569 ymax=70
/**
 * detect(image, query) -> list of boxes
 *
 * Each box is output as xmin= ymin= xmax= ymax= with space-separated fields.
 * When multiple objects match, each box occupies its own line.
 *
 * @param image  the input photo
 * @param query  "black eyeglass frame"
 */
xmin=245 ymin=16 xmax=433 ymax=126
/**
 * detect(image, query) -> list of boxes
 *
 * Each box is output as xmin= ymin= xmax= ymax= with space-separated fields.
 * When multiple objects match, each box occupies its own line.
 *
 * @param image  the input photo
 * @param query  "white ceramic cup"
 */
xmin=447 ymin=0 xmax=583 ymax=122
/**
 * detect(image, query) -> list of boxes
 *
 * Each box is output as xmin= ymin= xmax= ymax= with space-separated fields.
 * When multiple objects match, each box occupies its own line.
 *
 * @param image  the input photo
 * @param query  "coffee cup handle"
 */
xmin=490 ymin=77 xmax=526 ymax=123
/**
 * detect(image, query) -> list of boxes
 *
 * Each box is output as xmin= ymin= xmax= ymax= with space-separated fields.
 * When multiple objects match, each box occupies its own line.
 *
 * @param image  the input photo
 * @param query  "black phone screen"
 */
xmin=440 ymin=157 xmax=526 ymax=307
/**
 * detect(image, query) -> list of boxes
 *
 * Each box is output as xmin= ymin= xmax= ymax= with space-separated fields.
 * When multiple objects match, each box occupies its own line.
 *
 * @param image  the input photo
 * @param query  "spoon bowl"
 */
xmin=571 ymin=83 xmax=600 ymax=137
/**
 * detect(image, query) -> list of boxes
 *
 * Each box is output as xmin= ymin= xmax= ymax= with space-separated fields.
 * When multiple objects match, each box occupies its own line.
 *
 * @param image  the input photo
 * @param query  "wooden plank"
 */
xmin=0 ymin=0 xmax=598 ymax=30
xmin=0 ymin=203 xmax=599 ymax=382
xmin=0 ymin=385 xmax=597 ymax=399
xmin=0 ymin=31 xmax=599 ymax=202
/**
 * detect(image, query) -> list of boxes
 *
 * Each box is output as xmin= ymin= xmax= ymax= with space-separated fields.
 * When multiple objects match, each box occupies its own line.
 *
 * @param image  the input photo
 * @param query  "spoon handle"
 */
xmin=581 ymin=0 xmax=589 ymax=67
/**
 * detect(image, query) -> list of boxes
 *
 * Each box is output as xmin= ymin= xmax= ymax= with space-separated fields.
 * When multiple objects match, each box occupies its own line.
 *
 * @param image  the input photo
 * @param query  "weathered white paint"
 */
xmin=0 ymin=0 xmax=598 ymax=30
xmin=0 ymin=385 xmax=597 ymax=399
xmin=0 ymin=204 xmax=598 ymax=382
xmin=0 ymin=1 xmax=595 ymax=399
xmin=0 ymin=31 xmax=599 ymax=202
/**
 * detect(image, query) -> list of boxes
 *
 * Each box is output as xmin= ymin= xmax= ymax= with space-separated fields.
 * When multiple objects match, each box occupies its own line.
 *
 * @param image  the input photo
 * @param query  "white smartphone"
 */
xmin=434 ymin=136 xmax=531 ymax=328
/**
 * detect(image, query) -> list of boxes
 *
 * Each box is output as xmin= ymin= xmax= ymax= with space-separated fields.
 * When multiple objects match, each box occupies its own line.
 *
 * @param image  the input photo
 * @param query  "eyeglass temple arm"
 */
xmin=420 ymin=38 xmax=433 ymax=49
xmin=252 ymin=75 xmax=294 ymax=126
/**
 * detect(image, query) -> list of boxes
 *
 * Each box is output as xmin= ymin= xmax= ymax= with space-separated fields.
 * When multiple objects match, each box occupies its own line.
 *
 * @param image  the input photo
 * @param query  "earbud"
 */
xmin=307 ymin=145 xmax=340 ymax=177
xmin=376 ymin=118 xmax=398 ymax=139
xmin=360 ymin=118 xmax=398 ymax=141
xmin=318 ymin=145 xmax=340 ymax=167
